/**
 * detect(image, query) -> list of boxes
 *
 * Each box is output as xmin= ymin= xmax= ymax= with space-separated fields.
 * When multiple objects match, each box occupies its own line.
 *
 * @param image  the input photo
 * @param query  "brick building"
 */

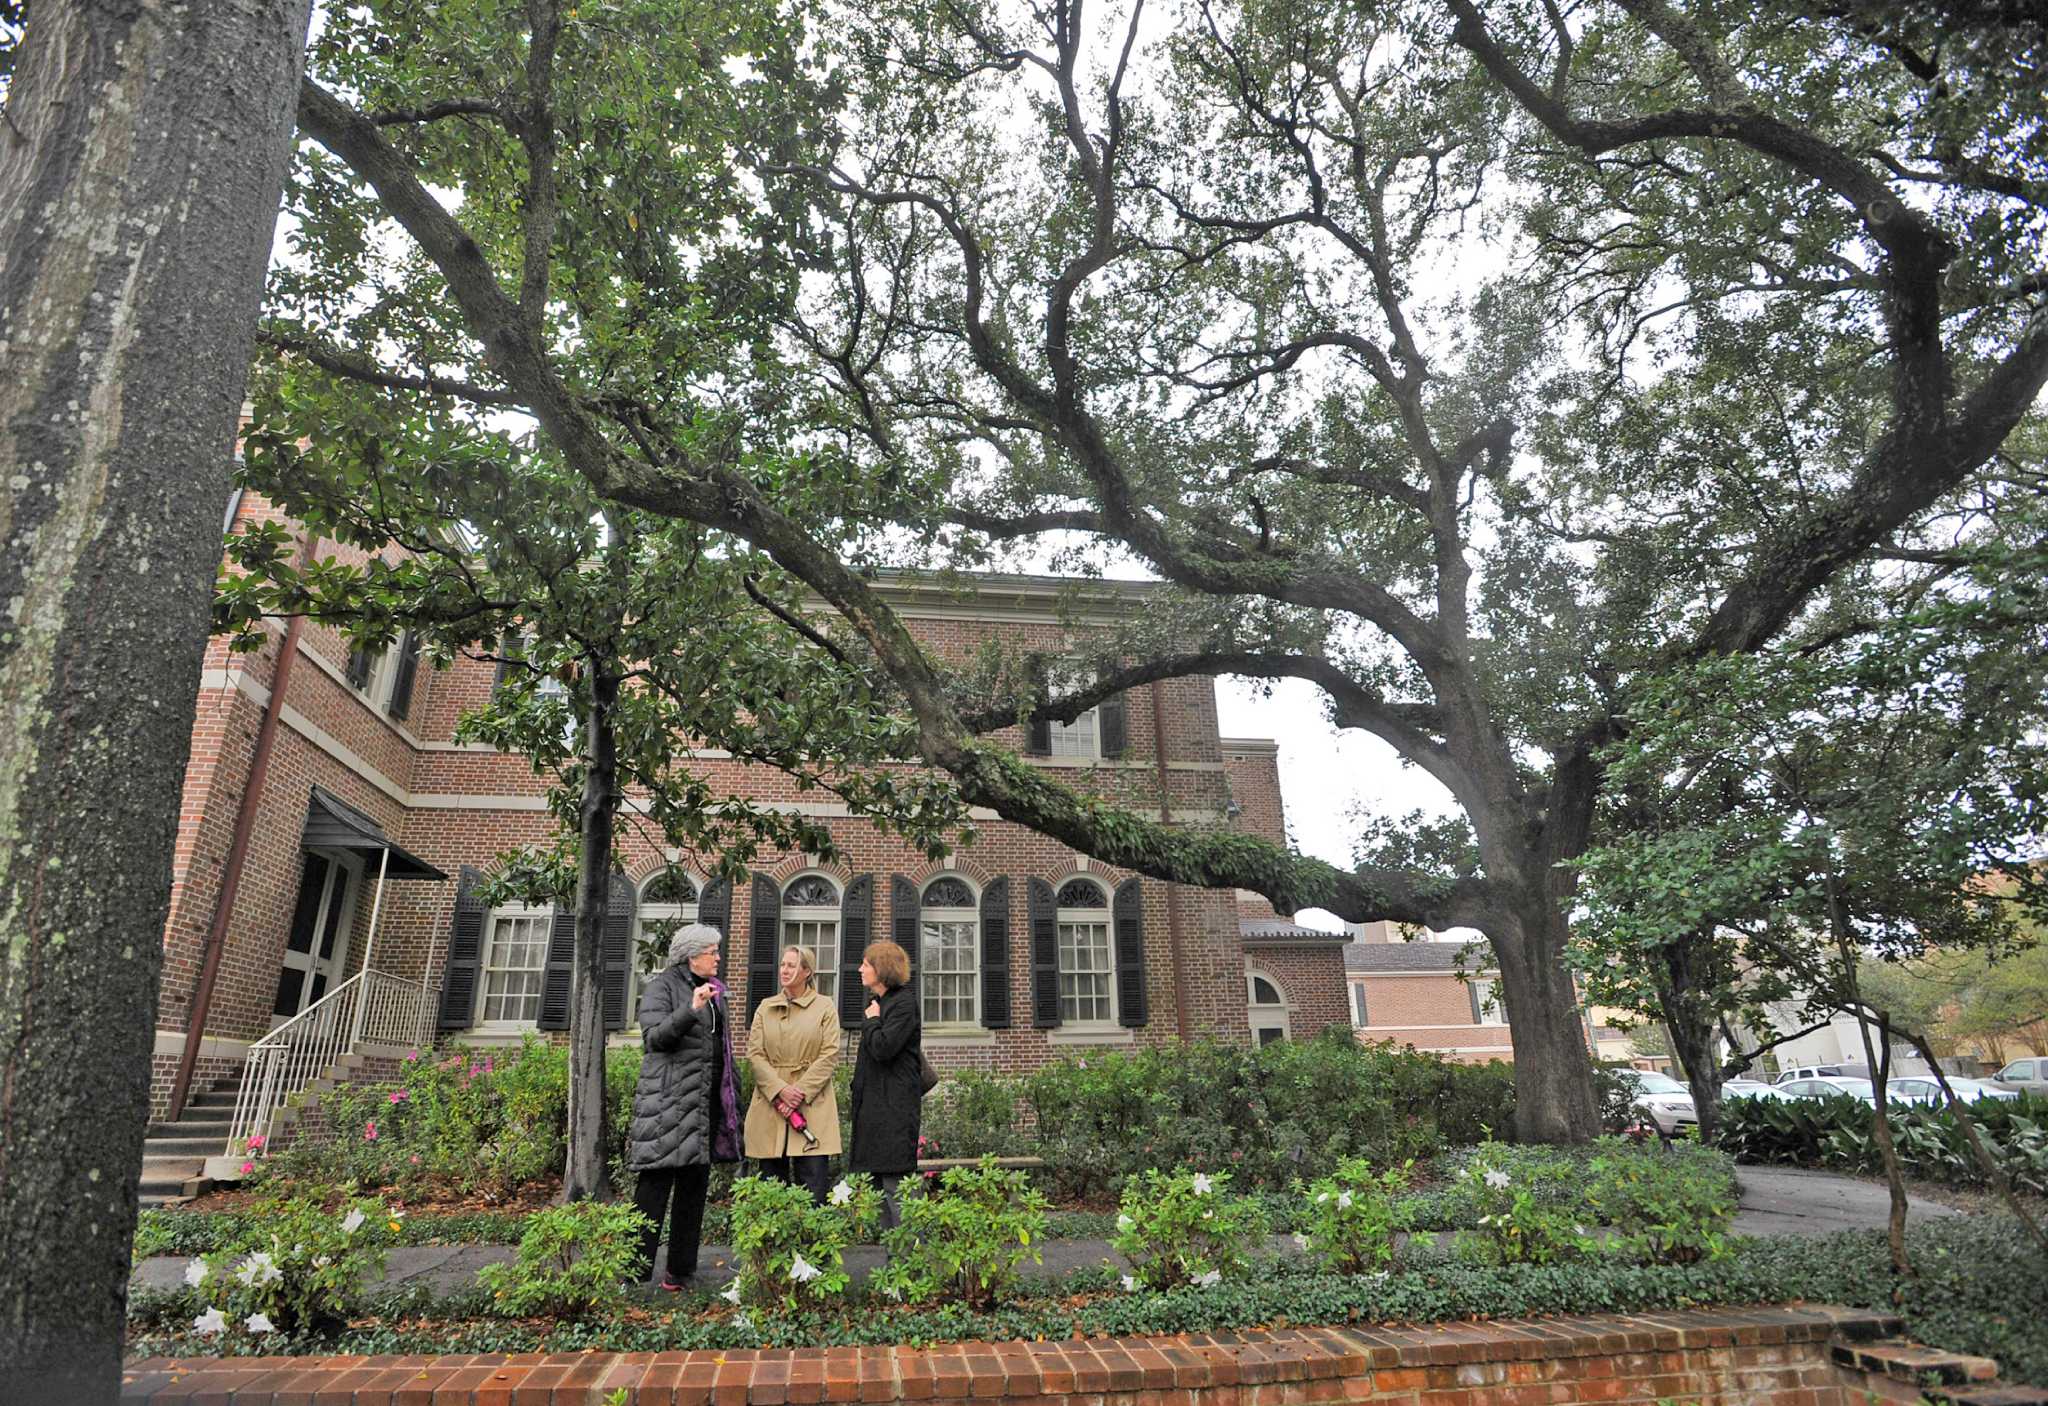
xmin=147 ymin=499 xmax=1352 ymax=1187
xmin=1340 ymin=923 xmax=1516 ymax=1064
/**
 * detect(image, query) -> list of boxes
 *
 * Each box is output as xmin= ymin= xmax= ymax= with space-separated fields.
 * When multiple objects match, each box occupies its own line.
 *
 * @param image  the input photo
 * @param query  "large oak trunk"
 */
xmin=1496 ymin=901 xmax=1602 ymax=1145
xmin=0 ymin=1 xmax=311 ymax=1397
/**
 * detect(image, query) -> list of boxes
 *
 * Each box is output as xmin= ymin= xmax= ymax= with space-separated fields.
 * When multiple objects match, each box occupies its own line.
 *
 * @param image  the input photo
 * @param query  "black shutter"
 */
xmin=843 ymin=876 xmax=876 ymax=1025
xmin=889 ymin=875 xmax=918 ymax=1015
xmin=1028 ymin=877 xmax=1061 ymax=1028
xmin=1025 ymin=715 xmax=1051 ymax=756
xmin=1468 ymin=980 xmax=1483 ymax=1025
xmin=1113 ymin=877 xmax=1148 ymax=1027
xmin=436 ymin=866 xmax=487 ymax=1030
xmin=602 ymin=869 xmax=634 ymax=1031
xmin=749 ymin=874 xmax=781 ymax=1019
xmin=980 ymin=877 xmax=1011 ymax=1030
xmin=345 ymin=644 xmax=374 ymax=690
xmin=386 ymin=632 xmax=422 ymax=719
xmin=535 ymin=903 xmax=577 ymax=1031
xmin=1098 ymin=691 xmax=1128 ymax=759
xmin=698 ymin=876 xmax=732 ymax=974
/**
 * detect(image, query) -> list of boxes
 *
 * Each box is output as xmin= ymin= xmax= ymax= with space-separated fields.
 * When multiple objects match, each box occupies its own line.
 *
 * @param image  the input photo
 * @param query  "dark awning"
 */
xmin=302 ymin=786 xmax=446 ymax=881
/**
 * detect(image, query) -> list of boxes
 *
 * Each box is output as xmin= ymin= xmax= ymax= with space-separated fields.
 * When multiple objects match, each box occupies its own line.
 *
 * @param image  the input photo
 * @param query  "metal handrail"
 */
xmin=223 ymin=968 xmax=426 ymax=1156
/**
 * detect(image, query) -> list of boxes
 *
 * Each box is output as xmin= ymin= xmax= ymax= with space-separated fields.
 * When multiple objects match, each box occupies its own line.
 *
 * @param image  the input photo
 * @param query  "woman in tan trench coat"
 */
xmin=744 ymin=945 xmax=841 ymax=1201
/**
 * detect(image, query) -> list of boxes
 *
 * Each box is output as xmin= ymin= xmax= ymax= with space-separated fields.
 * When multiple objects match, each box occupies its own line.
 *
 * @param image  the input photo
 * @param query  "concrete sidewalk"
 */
xmin=132 ymin=1166 xmax=1965 ymax=1298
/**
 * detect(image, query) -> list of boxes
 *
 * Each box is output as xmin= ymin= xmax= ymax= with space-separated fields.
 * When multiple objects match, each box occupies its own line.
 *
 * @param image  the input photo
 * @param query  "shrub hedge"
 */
xmin=1719 ymin=1091 xmax=2048 ymax=1194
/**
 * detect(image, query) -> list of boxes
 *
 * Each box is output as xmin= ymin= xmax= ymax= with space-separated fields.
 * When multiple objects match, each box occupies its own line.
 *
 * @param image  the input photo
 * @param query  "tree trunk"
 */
xmin=1496 ymin=900 xmax=1602 ymax=1144
xmin=0 ymin=2 xmax=311 ymax=1398
xmin=1830 ymin=884 xmax=1910 ymax=1286
xmin=563 ymin=664 xmax=621 ymax=1202
xmin=1658 ymin=932 xmax=1727 ymax=1145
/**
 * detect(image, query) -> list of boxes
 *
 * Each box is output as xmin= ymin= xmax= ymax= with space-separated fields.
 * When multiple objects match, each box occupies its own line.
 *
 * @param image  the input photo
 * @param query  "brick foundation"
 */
xmin=119 ymin=1304 xmax=2048 ymax=1405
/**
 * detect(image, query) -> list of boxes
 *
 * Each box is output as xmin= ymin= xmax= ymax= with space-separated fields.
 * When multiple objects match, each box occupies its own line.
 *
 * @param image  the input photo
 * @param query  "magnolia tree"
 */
xmin=254 ymin=0 xmax=2045 ymax=1144
xmin=219 ymin=393 xmax=968 ymax=1200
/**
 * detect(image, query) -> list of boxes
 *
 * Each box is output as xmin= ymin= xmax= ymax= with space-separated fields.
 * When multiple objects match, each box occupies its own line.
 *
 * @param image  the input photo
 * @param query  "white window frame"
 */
xmin=630 ymin=871 xmax=700 ymax=1022
xmin=782 ymin=874 xmax=842 ymax=1004
xmin=920 ymin=876 xmax=980 ymax=1028
xmin=1055 ymin=877 xmax=1116 ymax=1026
xmin=477 ymin=903 xmax=553 ymax=1029
xmin=1348 ymin=980 xmax=1370 ymax=1029
xmin=1469 ymin=976 xmax=1507 ymax=1026
xmin=1047 ymin=706 xmax=1100 ymax=760
xmin=1247 ymin=969 xmax=1291 ymax=1046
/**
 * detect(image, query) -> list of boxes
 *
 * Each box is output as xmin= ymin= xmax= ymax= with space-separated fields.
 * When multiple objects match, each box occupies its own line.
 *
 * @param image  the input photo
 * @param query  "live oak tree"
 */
xmin=220 ymin=391 xmax=967 ymax=1201
xmin=0 ymin=1 xmax=312 ymax=1396
xmin=264 ymin=0 xmax=2043 ymax=1143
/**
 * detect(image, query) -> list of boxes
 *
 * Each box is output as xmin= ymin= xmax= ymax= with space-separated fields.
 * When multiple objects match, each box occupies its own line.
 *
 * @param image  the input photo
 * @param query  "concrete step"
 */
xmin=188 ymin=1091 xmax=245 ymax=1112
xmin=146 ymin=1116 xmax=233 ymax=1139
xmin=145 ymin=1134 xmax=232 ymax=1157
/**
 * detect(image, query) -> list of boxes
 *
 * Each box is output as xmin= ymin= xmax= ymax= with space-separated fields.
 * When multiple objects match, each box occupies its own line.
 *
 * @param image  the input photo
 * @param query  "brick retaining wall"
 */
xmin=118 ymin=1305 xmax=2048 ymax=1405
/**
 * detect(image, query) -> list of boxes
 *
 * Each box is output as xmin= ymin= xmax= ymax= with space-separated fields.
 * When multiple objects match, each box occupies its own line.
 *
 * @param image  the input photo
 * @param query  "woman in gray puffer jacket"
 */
xmin=628 ymin=924 xmax=741 ymax=1288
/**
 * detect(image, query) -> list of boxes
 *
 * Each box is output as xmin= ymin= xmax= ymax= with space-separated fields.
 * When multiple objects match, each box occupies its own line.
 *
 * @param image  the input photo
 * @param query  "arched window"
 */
xmin=1247 ymin=969 xmax=1290 ymax=1046
xmin=1056 ymin=877 xmax=1114 ymax=1024
xmin=921 ymin=876 xmax=979 ymax=1026
xmin=630 ymin=869 xmax=699 ymax=1017
xmin=782 ymin=874 xmax=842 ymax=1001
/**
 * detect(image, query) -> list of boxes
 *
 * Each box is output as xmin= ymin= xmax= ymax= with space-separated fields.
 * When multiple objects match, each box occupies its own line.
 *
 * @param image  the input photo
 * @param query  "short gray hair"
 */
xmin=667 ymin=923 xmax=722 ymax=966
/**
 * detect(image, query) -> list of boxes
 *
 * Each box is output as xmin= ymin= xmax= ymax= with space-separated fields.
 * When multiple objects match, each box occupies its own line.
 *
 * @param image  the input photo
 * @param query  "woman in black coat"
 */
xmin=847 ymin=938 xmax=921 ymax=1228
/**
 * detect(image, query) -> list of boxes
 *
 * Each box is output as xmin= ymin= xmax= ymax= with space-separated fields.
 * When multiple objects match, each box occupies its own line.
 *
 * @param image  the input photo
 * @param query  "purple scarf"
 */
xmin=708 ymin=977 xmax=742 ymax=1163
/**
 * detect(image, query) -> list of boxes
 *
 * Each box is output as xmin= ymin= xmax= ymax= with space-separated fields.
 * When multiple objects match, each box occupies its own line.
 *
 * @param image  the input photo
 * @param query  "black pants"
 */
xmin=631 ymin=1163 xmax=711 ymax=1281
xmin=756 ymin=1154 xmax=833 ymax=1203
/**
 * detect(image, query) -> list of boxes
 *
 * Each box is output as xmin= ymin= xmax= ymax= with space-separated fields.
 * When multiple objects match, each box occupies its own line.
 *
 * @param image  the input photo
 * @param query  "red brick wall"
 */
xmin=1245 ymin=946 xmax=1351 ymax=1040
xmin=1351 ymin=973 xmax=1516 ymax=1063
xmin=122 ymin=1306 xmax=1944 ymax=1405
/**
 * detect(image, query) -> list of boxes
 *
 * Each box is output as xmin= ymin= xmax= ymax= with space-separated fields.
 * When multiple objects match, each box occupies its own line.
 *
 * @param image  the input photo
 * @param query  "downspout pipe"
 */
xmin=1150 ymin=681 xmax=1192 ymax=1041
xmin=167 ymin=534 xmax=318 ymax=1120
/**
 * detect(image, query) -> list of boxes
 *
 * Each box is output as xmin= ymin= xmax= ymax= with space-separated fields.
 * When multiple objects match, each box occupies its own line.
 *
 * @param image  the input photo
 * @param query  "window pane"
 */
xmin=921 ymin=918 xmax=977 ymax=1025
xmin=1049 ymin=708 xmax=1097 ymax=758
xmin=785 ymin=918 xmax=840 ymax=1001
xmin=1349 ymin=984 xmax=1368 ymax=1027
xmin=482 ymin=913 xmax=548 ymax=1024
xmin=1058 ymin=919 xmax=1112 ymax=1022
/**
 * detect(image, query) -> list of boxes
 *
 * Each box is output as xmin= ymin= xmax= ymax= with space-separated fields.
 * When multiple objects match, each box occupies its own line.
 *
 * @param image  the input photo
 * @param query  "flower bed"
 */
xmin=126 ymin=1217 xmax=2046 ymax=1386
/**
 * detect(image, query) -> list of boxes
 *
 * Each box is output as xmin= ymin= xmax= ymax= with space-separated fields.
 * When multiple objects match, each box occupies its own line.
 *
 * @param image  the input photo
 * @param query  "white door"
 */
xmin=272 ymin=850 xmax=361 ymax=1024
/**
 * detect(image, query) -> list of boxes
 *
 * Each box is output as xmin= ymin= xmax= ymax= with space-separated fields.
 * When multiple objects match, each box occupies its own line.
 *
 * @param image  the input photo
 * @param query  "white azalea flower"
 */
xmin=245 ymin=1313 xmax=276 ymax=1335
xmin=1116 ymin=1213 xmax=1134 ymax=1233
xmin=313 ymin=1254 xmax=332 ymax=1268
xmin=733 ymin=1312 xmax=754 ymax=1333
xmin=829 ymin=1181 xmax=853 ymax=1206
xmin=183 ymin=1258 xmax=208 ymax=1288
xmin=1336 ymin=1191 xmax=1354 ymax=1210
xmin=1193 ymin=1269 xmax=1222 ymax=1288
xmin=234 ymin=1250 xmax=282 ymax=1287
xmin=192 ymin=1307 xmax=227 ymax=1336
xmin=720 ymin=1283 xmax=742 ymax=1304
xmin=788 ymin=1253 xmax=822 ymax=1284
xmin=341 ymin=1209 xmax=366 ymax=1235
xmin=1484 ymin=1169 xmax=1511 ymax=1190
xmin=1190 ymin=1173 xmax=1213 ymax=1195
xmin=1314 ymin=1191 xmax=1329 ymax=1204
xmin=1120 ymin=1274 xmax=1137 ymax=1291
xmin=1575 ymin=1226 xmax=1590 ymax=1237
xmin=1290 ymin=1233 xmax=1308 ymax=1250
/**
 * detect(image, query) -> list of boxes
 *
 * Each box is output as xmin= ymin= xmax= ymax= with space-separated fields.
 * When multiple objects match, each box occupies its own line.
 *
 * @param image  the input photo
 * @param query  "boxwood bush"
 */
xmin=1719 ymin=1091 xmax=2048 ymax=1194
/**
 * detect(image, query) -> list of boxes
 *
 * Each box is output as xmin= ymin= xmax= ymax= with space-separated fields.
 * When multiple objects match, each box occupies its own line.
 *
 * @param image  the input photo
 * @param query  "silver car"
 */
xmin=1887 ymin=1075 xmax=2018 ymax=1106
xmin=1778 ymin=1076 xmax=1877 ymax=1106
xmin=1993 ymin=1058 xmax=2048 ymax=1097
xmin=1620 ymin=1070 xmax=1699 ymax=1136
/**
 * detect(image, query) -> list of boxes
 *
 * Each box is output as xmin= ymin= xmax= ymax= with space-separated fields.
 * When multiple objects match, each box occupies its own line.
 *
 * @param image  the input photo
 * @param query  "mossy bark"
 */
xmin=0 ymin=1 xmax=312 ymax=1398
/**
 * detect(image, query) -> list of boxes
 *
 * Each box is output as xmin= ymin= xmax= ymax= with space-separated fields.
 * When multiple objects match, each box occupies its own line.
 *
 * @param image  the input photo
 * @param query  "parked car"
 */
xmin=1887 ymin=1075 xmax=2021 ymax=1105
xmin=1773 ymin=1064 xmax=1852 ymax=1084
xmin=1617 ymin=1069 xmax=1699 ymax=1136
xmin=1777 ymin=1076 xmax=1878 ymax=1106
xmin=1722 ymin=1078 xmax=1787 ymax=1101
xmin=1993 ymin=1058 xmax=2048 ymax=1097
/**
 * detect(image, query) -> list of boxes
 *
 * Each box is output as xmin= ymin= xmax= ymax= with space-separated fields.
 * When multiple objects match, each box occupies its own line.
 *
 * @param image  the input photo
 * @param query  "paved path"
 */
xmin=133 ymin=1167 xmax=1964 ymax=1298
xmin=1730 ymin=1165 xmax=1960 ymax=1238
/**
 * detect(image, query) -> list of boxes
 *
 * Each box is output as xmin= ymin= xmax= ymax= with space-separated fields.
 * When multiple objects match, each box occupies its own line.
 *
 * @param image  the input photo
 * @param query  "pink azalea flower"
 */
xmin=408 ymin=1154 xmax=421 ymax=1165
xmin=363 ymin=1121 xmax=379 ymax=1142
xmin=240 ymin=1161 xmax=255 ymax=1175
xmin=388 ymin=1089 xmax=409 ymax=1104
xmin=404 ymin=1048 xmax=420 ymax=1062
xmin=244 ymin=1134 xmax=265 ymax=1151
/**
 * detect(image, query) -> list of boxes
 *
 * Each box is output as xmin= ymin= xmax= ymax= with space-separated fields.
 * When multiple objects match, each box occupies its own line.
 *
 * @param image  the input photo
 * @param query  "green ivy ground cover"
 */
xmin=128 ymin=1217 xmax=2044 ymax=1385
